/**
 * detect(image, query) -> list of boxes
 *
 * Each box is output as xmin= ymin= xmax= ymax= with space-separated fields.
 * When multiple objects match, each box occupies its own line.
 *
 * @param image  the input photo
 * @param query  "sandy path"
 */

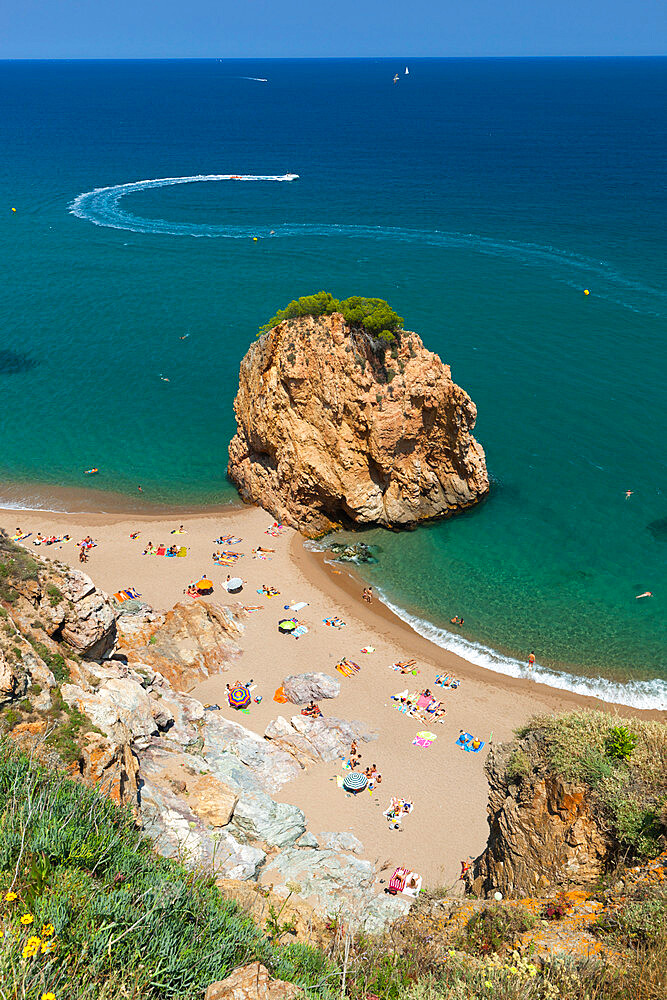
xmin=3 ymin=505 xmax=653 ymax=887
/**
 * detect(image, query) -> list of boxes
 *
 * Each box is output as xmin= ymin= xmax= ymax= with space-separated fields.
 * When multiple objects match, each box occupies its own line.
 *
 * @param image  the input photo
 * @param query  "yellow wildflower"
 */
xmin=20 ymin=913 xmax=34 ymax=925
xmin=485 ymin=983 xmax=493 ymax=989
xmin=4 ymin=891 xmax=17 ymax=902
xmin=22 ymin=942 xmax=39 ymax=959
xmin=41 ymin=941 xmax=55 ymax=954
xmin=41 ymin=923 xmax=55 ymax=937
xmin=42 ymin=994 xmax=56 ymax=1000
xmin=27 ymin=936 xmax=42 ymax=947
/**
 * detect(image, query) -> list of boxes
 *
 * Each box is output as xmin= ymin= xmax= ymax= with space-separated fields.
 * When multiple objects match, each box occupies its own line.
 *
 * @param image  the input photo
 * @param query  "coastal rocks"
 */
xmin=205 ymin=963 xmax=304 ymax=1000
xmin=185 ymin=773 xmax=238 ymax=828
xmin=265 ymin=847 xmax=411 ymax=933
xmin=0 ymin=648 xmax=28 ymax=705
xmin=141 ymin=729 xmax=306 ymax=850
xmin=117 ymin=601 xmax=244 ymax=691
xmin=327 ymin=541 xmax=376 ymax=563
xmin=61 ymin=675 xmax=173 ymax=740
xmin=78 ymin=732 xmax=140 ymax=809
xmin=139 ymin=772 xmax=265 ymax=881
xmin=228 ymin=794 xmax=306 ymax=850
xmin=59 ymin=589 xmax=116 ymax=659
xmin=468 ymin=738 xmax=613 ymax=898
xmin=319 ymin=831 xmax=364 ymax=854
xmin=265 ymin=716 xmax=377 ymax=765
xmin=228 ymin=312 xmax=489 ymax=535
xmin=281 ymin=672 xmax=340 ymax=705
xmin=203 ymin=715 xmax=302 ymax=793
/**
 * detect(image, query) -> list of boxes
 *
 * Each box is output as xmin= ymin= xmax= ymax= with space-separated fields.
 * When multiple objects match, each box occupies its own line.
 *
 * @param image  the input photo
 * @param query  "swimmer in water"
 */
xmin=625 ymin=491 xmax=634 ymax=498
xmin=636 ymin=591 xmax=652 ymax=599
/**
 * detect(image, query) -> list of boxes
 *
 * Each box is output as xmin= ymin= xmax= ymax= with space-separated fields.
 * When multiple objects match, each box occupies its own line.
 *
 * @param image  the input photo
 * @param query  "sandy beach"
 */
xmin=3 ymin=503 xmax=661 ymax=888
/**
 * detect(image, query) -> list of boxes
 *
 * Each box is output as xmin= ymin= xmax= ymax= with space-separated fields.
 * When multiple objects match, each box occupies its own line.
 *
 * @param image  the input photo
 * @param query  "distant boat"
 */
xmin=393 ymin=74 xmax=399 ymax=84
xmin=405 ymin=66 xmax=409 ymax=75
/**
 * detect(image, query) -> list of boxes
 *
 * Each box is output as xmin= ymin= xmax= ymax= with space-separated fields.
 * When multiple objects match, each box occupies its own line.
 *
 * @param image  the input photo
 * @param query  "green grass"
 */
xmin=514 ymin=711 xmax=667 ymax=861
xmin=0 ymin=742 xmax=337 ymax=999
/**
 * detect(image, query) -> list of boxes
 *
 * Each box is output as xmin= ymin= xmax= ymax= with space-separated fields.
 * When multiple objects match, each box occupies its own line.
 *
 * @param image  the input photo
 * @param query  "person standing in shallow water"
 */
xmin=528 ymin=651 xmax=536 ymax=668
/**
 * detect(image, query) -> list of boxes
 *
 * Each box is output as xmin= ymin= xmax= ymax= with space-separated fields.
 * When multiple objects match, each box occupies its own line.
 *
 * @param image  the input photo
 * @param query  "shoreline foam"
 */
xmin=2 ymin=493 xmax=665 ymax=712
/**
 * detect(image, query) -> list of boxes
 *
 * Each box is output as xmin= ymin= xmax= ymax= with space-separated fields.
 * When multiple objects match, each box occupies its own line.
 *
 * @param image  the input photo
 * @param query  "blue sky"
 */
xmin=1 ymin=0 xmax=665 ymax=58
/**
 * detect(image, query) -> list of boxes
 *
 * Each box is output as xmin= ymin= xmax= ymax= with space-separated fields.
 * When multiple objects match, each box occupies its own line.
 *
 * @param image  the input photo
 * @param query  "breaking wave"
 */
xmin=377 ymin=590 xmax=667 ymax=711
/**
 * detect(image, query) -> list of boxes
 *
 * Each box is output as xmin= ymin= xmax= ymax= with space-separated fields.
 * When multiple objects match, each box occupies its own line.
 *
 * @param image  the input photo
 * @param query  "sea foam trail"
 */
xmin=376 ymin=590 xmax=667 ymax=712
xmin=69 ymin=174 xmax=666 ymax=319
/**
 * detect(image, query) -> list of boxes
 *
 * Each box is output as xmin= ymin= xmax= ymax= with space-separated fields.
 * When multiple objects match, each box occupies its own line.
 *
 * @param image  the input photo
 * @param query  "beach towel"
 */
xmin=216 ymin=535 xmax=242 ymax=545
xmin=243 ymin=605 xmax=264 ymax=613
xmin=361 ymin=646 xmax=375 ymax=654
xmin=129 ymin=532 xmax=140 ymax=539
xmin=273 ymin=687 xmax=289 ymax=703
xmin=463 ymin=740 xmax=485 ymax=753
xmin=412 ymin=731 xmax=437 ymax=748
xmin=285 ymin=602 xmax=308 ymax=611
xmin=177 ymin=546 xmax=187 ymax=557
xmin=323 ymin=617 xmax=346 ymax=628
xmin=292 ymin=625 xmax=309 ymax=639
xmin=113 ymin=591 xmax=129 ymax=603
xmin=456 ymin=732 xmax=473 ymax=747
xmin=12 ymin=533 xmax=31 ymax=541
xmin=156 ymin=547 xmax=166 ymax=556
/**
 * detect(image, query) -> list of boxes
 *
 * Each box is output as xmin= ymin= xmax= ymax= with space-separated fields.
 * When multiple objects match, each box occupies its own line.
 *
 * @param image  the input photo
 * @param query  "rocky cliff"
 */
xmin=228 ymin=313 xmax=489 ymax=536
xmin=467 ymin=714 xmax=666 ymax=898
xmin=467 ymin=738 xmax=612 ymax=898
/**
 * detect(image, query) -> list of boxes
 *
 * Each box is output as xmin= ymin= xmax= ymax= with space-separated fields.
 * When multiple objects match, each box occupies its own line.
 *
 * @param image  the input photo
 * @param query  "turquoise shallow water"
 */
xmin=0 ymin=58 xmax=665 ymax=706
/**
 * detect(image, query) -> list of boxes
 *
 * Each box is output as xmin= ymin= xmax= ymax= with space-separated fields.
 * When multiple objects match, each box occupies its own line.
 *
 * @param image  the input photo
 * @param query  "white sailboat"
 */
xmin=405 ymin=66 xmax=409 ymax=75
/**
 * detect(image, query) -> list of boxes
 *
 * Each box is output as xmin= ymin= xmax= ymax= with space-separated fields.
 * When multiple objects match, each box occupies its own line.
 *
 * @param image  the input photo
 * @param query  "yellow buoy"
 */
xmin=584 ymin=289 xmax=590 ymax=295
xmin=11 ymin=207 xmax=16 ymax=212
xmin=253 ymin=237 xmax=258 ymax=241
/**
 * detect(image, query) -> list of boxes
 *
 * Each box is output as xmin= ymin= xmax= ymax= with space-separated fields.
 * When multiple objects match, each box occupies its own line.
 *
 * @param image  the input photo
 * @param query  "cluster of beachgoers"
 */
xmin=4 ymin=504 xmax=621 ymax=886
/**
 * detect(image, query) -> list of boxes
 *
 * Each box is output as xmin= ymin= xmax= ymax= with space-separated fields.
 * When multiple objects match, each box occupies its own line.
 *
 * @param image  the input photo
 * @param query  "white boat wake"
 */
xmin=69 ymin=172 xmax=665 ymax=317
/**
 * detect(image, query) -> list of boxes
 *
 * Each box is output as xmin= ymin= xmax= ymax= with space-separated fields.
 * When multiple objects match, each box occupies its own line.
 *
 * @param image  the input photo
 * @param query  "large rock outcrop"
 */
xmin=116 ymin=601 xmax=244 ymax=691
xmin=468 ymin=737 xmax=613 ymax=898
xmin=228 ymin=313 xmax=489 ymax=535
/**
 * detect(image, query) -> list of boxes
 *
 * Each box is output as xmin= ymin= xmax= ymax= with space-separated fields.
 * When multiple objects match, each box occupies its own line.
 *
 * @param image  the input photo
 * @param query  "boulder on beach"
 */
xmin=281 ymin=671 xmax=340 ymax=704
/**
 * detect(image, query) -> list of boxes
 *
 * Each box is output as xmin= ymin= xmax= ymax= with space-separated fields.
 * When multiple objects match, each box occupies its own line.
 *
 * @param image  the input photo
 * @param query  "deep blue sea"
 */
xmin=1 ymin=58 xmax=665 ymax=707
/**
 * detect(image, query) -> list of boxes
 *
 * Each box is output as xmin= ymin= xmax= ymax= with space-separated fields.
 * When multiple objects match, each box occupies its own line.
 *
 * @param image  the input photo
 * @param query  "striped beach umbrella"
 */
xmin=342 ymin=772 xmax=368 ymax=793
xmin=278 ymin=619 xmax=297 ymax=634
xmin=228 ymin=685 xmax=251 ymax=709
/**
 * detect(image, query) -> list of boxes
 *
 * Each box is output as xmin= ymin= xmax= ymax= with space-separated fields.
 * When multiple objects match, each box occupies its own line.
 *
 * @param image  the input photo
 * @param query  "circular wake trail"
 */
xmin=69 ymin=173 xmax=665 ymax=317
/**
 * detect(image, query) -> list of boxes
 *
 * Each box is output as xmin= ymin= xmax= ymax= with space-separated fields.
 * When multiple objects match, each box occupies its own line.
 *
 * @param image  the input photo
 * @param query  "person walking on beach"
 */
xmin=528 ymin=651 xmax=535 ymax=668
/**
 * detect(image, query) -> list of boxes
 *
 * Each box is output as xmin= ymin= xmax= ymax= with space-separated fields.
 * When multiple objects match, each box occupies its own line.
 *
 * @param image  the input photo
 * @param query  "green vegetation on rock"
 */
xmin=259 ymin=292 xmax=404 ymax=343
xmin=515 ymin=711 xmax=667 ymax=861
xmin=0 ymin=742 xmax=334 ymax=999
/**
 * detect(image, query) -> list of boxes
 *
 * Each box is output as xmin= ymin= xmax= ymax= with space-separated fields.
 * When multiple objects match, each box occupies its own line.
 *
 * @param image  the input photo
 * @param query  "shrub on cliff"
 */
xmin=0 ymin=742 xmax=335 ymax=998
xmin=515 ymin=711 xmax=667 ymax=861
xmin=259 ymin=292 xmax=404 ymax=343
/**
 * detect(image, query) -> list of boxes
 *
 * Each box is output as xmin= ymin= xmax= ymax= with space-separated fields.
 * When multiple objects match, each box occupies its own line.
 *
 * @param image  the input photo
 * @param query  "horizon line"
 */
xmin=1 ymin=54 xmax=665 ymax=62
